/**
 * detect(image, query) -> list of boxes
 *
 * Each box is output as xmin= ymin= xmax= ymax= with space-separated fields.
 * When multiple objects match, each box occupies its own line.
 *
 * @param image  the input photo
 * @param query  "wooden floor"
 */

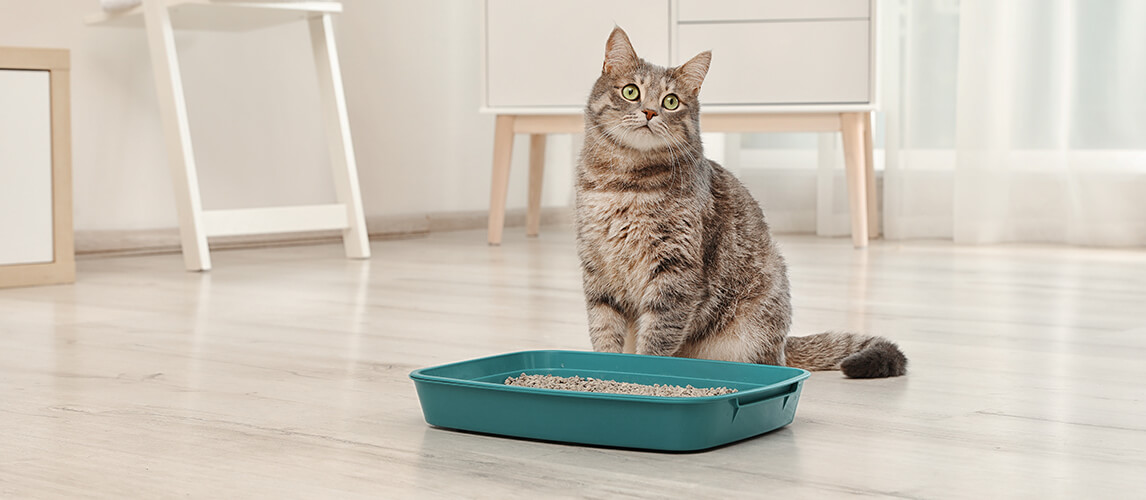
xmin=2 ymin=227 xmax=1144 ymax=498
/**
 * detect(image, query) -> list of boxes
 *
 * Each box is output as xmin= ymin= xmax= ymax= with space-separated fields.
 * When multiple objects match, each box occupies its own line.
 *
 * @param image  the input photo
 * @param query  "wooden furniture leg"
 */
xmin=142 ymin=0 xmax=210 ymax=271
xmin=487 ymin=114 xmax=516 ymax=245
xmin=526 ymin=134 xmax=546 ymax=237
xmin=840 ymin=112 xmax=870 ymax=248
xmin=862 ymin=111 xmax=879 ymax=238
xmin=48 ymin=63 xmax=75 ymax=284
xmin=309 ymin=13 xmax=370 ymax=259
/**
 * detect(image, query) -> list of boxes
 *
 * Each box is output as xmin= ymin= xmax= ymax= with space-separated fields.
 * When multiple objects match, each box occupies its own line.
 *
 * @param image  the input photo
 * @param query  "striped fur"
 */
xmin=575 ymin=27 xmax=907 ymax=378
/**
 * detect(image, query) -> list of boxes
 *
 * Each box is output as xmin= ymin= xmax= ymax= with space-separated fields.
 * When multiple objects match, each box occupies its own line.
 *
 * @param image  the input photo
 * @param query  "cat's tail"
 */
xmin=783 ymin=332 xmax=908 ymax=378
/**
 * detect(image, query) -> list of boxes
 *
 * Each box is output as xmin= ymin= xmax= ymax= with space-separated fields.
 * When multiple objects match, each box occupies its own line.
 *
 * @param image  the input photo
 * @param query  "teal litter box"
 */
xmin=409 ymin=350 xmax=810 ymax=452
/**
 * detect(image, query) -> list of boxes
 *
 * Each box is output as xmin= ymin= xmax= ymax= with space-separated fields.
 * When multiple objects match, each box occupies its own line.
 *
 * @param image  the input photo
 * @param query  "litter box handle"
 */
xmin=731 ymin=382 xmax=800 ymax=421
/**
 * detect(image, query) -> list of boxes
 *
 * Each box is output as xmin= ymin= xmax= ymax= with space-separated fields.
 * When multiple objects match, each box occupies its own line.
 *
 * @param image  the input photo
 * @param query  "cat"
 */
xmin=574 ymin=27 xmax=907 ymax=378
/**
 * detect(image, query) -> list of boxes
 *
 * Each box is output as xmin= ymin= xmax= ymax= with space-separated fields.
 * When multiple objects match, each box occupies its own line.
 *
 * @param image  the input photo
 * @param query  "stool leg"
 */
xmin=488 ymin=115 xmax=515 ymax=245
xmin=862 ymin=111 xmax=879 ymax=238
xmin=142 ymin=0 xmax=210 ymax=271
xmin=840 ymin=112 xmax=869 ymax=248
xmin=525 ymin=134 xmax=546 ymax=237
xmin=310 ymin=13 xmax=370 ymax=259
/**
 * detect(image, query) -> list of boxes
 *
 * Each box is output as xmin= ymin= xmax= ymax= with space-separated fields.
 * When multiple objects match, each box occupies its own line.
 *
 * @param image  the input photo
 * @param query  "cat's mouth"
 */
xmin=614 ymin=124 xmax=670 ymax=151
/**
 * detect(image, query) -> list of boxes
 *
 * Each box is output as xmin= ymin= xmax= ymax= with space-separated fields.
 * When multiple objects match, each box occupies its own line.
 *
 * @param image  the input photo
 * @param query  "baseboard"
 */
xmin=76 ymin=207 xmax=574 ymax=258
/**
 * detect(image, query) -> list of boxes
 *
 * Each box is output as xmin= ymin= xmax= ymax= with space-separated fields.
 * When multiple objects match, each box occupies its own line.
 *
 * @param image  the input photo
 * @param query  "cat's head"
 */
xmin=586 ymin=27 xmax=711 ymax=152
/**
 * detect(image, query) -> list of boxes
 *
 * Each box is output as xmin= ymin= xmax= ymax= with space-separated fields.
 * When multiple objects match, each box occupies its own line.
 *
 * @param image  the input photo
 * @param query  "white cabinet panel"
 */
xmin=0 ymin=69 xmax=54 ymax=266
xmin=677 ymin=20 xmax=870 ymax=105
xmin=678 ymin=0 xmax=869 ymax=22
xmin=485 ymin=0 xmax=669 ymax=109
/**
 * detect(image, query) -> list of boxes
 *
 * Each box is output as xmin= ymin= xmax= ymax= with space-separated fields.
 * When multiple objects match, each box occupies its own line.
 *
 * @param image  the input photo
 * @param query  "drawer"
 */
xmin=678 ymin=0 xmax=869 ymax=23
xmin=676 ymin=20 xmax=870 ymax=105
xmin=485 ymin=0 xmax=669 ymax=109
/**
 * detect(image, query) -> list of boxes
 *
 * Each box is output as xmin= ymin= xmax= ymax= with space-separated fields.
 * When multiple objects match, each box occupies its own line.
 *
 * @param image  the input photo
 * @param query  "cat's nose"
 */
xmin=642 ymin=109 xmax=658 ymax=121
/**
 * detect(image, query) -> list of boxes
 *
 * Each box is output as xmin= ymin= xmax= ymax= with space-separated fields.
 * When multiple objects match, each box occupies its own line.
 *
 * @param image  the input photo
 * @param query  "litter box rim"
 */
xmin=409 ymin=349 xmax=810 ymax=405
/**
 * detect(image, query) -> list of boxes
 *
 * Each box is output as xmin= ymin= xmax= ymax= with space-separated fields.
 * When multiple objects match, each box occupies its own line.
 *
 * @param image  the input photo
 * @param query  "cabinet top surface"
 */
xmin=0 ymin=47 xmax=70 ymax=71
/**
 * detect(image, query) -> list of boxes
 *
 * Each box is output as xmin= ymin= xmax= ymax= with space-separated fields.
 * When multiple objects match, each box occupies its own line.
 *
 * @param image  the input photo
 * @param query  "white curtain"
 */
xmin=884 ymin=0 xmax=1146 ymax=246
xmin=736 ymin=0 xmax=1146 ymax=246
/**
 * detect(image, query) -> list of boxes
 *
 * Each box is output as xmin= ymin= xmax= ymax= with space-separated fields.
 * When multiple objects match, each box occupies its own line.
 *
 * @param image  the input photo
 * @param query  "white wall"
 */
xmin=0 ymin=0 xmax=576 ymax=232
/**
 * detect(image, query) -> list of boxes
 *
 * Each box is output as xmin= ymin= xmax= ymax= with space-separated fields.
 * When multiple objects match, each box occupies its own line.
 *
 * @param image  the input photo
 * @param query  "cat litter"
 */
xmin=505 ymin=373 xmax=736 ymax=397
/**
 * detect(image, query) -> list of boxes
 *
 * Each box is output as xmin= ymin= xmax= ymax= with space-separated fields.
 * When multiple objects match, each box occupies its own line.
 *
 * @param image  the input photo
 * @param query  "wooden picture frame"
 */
xmin=0 ymin=47 xmax=74 ymax=288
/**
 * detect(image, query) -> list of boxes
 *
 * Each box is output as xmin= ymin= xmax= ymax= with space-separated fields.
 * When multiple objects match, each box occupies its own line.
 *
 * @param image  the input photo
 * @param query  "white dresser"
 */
xmin=481 ymin=0 xmax=879 ymax=247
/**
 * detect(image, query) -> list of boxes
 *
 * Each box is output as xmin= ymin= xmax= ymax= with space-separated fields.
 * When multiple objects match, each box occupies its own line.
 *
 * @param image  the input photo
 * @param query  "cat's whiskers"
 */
xmin=581 ymin=122 xmax=632 ymax=163
xmin=655 ymin=123 xmax=700 ymax=183
xmin=582 ymin=114 xmax=700 ymax=180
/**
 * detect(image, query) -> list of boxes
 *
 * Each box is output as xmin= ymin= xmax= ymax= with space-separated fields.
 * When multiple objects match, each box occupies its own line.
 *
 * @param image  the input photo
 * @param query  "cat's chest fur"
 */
xmin=577 ymin=188 xmax=694 ymax=305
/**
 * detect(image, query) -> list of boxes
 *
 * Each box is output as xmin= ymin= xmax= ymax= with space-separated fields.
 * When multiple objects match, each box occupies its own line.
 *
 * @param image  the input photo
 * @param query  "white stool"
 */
xmin=87 ymin=0 xmax=370 ymax=271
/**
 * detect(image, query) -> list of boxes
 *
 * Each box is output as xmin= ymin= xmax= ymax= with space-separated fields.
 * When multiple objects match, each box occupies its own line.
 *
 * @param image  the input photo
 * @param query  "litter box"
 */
xmin=409 ymin=350 xmax=809 ymax=452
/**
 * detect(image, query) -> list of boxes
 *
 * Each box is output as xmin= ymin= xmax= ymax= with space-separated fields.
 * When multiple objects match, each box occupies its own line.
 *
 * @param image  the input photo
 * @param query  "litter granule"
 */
xmin=504 ymin=373 xmax=737 ymax=397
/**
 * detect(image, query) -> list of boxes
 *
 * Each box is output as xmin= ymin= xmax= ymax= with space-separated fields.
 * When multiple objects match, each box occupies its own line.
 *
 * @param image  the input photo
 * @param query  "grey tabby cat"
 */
xmin=575 ymin=27 xmax=907 ymax=378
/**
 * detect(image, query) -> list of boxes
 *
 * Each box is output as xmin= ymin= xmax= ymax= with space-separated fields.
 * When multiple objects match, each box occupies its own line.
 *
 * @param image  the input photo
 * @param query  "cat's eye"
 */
xmin=662 ymin=94 xmax=680 ymax=110
xmin=621 ymin=84 xmax=640 ymax=101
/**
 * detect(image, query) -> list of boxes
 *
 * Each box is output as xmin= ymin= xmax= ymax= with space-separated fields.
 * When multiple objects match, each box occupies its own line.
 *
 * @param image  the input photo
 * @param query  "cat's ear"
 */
xmin=676 ymin=51 xmax=711 ymax=95
xmin=603 ymin=26 xmax=639 ymax=75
